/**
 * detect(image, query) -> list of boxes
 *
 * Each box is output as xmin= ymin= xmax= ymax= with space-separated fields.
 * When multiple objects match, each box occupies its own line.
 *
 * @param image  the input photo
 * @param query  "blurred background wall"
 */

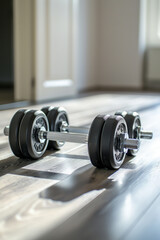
xmin=72 ymin=0 xmax=150 ymax=91
xmin=0 ymin=0 xmax=160 ymax=102
xmin=98 ymin=0 xmax=145 ymax=89
xmin=76 ymin=0 xmax=99 ymax=91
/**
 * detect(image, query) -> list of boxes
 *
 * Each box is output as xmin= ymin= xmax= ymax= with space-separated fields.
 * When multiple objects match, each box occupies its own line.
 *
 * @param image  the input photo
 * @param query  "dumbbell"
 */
xmin=115 ymin=111 xmax=153 ymax=156
xmin=40 ymin=106 xmax=153 ymax=157
xmin=4 ymin=109 xmax=139 ymax=170
xmin=41 ymin=106 xmax=89 ymax=150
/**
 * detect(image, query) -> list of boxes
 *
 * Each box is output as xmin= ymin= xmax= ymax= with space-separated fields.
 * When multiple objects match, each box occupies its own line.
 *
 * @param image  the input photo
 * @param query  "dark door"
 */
xmin=0 ymin=0 xmax=13 ymax=87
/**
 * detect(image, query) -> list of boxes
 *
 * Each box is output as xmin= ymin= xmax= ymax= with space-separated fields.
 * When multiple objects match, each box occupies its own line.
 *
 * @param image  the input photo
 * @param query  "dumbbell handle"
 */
xmin=61 ymin=122 xmax=152 ymax=140
xmin=4 ymin=125 xmax=139 ymax=150
xmin=3 ymin=125 xmax=88 ymax=144
xmin=42 ymin=131 xmax=88 ymax=144
xmin=61 ymin=122 xmax=89 ymax=134
xmin=3 ymin=124 xmax=89 ymax=136
xmin=41 ymin=130 xmax=139 ymax=150
xmin=4 ymin=124 xmax=152 ymax=140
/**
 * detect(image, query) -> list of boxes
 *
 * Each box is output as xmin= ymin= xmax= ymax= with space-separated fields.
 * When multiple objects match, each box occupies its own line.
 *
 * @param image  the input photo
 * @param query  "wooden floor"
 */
xmin=0 ymin=92 xmax=160 ymax=240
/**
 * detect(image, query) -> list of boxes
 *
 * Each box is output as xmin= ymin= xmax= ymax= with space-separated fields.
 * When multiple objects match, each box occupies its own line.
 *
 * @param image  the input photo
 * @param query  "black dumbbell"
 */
xmin=41 ymin=106 xmax=152 ymax=157
xmin=4 ymin=110 xmax=49 ymax=159
xmin=115 ymin=111 xmax=153 ymax=156
xmin=4 ymin=109 xmax=139 ymax=169
xmin=41 ymin=106 xmax=89 ymax=151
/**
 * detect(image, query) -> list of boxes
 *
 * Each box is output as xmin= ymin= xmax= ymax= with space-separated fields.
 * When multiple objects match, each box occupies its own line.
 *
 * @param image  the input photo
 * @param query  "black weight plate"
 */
xmin=115 ymin=111 xmax=127 ymax=118
xmin=41 ymin=106 xmax=55 ymax=116
xmin=100 ymin=115 xmax=127 ymax=170
xmin=124 ymin=112 xmax=141 ymax=156
xmin=41 ymin=106 xmax=57 ymax=150
xmin=88 ymin=114 xmax=110 ymax=168
xmin=47 ymin=107 xmax=69 ymax=150
xmin=9 ymin=109 xmax=29 ymax=158
xmin=19 ymin=110 xmax=49 ymax=159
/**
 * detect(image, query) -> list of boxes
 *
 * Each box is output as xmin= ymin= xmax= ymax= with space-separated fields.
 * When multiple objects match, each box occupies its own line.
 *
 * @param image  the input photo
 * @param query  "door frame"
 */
xmin=13 ymin=0 xmax=79 ymax=101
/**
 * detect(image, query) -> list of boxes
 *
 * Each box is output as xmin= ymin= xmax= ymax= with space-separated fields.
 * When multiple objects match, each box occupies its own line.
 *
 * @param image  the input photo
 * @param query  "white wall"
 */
xmin=98 ymin=0 xmax=145 ymax=89
xmin=76 ymin=0 xmax=99 ymax=91
xmin=77 ymin=0 xmax=146 ymax=91
xmin=146 ymin=0 xmax=160 ymax=47
xmin=14 ymin=0 xmax=146 ymax=100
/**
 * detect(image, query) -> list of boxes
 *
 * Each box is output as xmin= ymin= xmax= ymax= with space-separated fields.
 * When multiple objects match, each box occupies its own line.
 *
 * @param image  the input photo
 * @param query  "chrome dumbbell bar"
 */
xmin=139 ymin=130 xmax=153 ymax=139
xmin=4 ymin=125 xmax=139 ymax=150
xmin=61 ymin=120 xmax=152 ymax=140
xmin=42 ymin=130 xmax=139 ymax=150
xmin=60 ymin=121 xmax=89 ymax=134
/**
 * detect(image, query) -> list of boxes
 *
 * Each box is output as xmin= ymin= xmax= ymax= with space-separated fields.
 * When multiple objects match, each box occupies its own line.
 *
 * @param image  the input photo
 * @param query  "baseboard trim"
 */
xmin=0 ymin=101 xmax=30 ymax=111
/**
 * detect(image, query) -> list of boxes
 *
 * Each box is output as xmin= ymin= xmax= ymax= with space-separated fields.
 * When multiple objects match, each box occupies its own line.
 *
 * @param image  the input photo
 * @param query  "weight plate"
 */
xmin=41 ymin=106 xmax=57 ymax=150
xmin=47 ymin=107 xmax=69 ymax=150
xmin=100 ymin=115 xmax=127 ymax=170
xmin=115 ymin=111 xmax=127 ymax=118
xmin=9 ymin=109 xmax=29 ymax=158
xmin=19 ymin=110 xmax=49 ymax=159
xmin=41 ymin=106 xmax=55 ymax=116
xmin=88 ymin=114 xmax=110 ymax=168
xmin=123 ymin=112 xmax=141 ymax=156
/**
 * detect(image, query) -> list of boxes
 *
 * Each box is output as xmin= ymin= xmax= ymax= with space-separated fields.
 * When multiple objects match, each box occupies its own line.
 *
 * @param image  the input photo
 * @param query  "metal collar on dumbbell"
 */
xmin=139 ymin=130 xmax=153 ymax=139
xmin=134 ymin=126 xmax=153 ymax=140
xmin=115 ymin=133 xmax=140 ymax=153
xmin=4 ymin=126 xmax=9 ymax=136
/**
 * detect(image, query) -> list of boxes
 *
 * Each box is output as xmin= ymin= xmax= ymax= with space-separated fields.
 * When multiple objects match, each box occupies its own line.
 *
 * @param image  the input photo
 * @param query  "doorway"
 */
xmin=0 ymin=0 xmax=14 ymax=104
